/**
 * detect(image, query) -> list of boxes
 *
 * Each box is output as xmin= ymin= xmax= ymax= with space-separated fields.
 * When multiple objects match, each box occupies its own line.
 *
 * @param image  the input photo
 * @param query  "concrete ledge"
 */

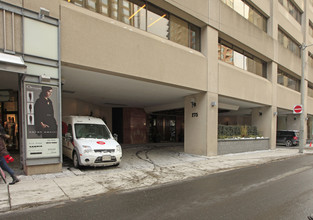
xmin=24 ymin=163 xmax=62 ymax=175
xmin=218 ymin=138 xmax=270 ymax=155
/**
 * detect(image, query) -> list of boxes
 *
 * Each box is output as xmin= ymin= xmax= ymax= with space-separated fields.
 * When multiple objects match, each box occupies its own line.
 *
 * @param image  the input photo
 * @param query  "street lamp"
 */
xmin=299 ymin=43 xmax=313 ymax=153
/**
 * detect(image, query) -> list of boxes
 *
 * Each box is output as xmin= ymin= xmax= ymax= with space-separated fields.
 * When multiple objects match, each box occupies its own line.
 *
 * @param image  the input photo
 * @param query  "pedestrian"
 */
xmin=0 ymin=124 xmax=19 ymax=185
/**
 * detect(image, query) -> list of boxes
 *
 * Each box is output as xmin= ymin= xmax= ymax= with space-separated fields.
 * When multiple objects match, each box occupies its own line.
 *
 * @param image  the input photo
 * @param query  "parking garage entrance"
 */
xmin=148 ymin=109 xmax=184 ymax=143
xmin=111 ymin=108 xmax=184 ymax=144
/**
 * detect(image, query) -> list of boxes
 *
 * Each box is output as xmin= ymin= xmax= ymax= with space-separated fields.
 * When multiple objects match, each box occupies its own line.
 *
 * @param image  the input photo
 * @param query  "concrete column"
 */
xmin=267 ymin=61 xmax=278 ymax=149
xmin=184 ymin=24 xmax=219 ymax=156
xmin=251 ymin=106 xmax=277 ymax=150
xmin=184 ymin=92 xmax=218 ymax=156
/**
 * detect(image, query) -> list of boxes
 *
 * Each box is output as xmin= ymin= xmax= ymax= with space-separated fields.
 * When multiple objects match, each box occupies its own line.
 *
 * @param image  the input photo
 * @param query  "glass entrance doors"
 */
xmin=0 ymin=91 xmax=19 ymax=151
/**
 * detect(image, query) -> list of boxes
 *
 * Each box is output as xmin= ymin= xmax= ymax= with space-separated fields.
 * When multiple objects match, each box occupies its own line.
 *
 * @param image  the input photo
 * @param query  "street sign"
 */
xmin=293 ymin=105 xmax=303 ymax=114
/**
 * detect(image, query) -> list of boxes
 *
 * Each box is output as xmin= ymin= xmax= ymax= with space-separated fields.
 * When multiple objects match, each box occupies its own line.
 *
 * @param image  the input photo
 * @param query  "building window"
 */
xmin=309 ymin=21 xmax=313 ymax=38
xmin=66 ymin=0 xmax=200 ymax=51
xmin=220 ymin=0 xmax=267 ymax=32
xmin=278 ymin=0 xmax=302 ymax=24
xmin=278 ymin=28 xmax=301 ymax=57
xmin=309 ymin=52 xmax=313 ymax=68
xmin=309 ymin=84 xmax=313 ymax=98
xmin=147 ymin=5 xmax=169 ymax=39
xmin=277 ymin=68 xmax=300 ymax=92
xmin=218 ymin=40 xmax=267 ymax=78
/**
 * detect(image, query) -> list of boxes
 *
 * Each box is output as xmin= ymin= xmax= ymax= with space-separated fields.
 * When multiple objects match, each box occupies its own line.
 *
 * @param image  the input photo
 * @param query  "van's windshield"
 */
xmin=75 ymin=124 xmax=111 ymax=139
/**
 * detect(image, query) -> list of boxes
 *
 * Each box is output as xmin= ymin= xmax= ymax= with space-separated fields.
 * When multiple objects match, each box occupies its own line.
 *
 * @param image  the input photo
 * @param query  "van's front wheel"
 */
xmin=73 ymin=152 xmax=80 ymax=168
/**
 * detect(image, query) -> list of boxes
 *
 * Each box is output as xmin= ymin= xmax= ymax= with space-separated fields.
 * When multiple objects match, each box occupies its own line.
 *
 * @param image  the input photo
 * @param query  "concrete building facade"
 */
xmin=0 ymin=0 xmax=313 ymax=174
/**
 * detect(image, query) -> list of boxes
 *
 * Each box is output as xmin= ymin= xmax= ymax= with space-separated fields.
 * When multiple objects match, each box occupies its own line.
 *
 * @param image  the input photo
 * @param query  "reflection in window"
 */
xmin=218 ymin=41 xmax=267 ymax=78
xmin=309 ymin=21 xmax=313 ymax=38
xmin=189 ymin=24 xmax=200 ymax=51
xmin=170 ymin=15 xmax=189 ymax=47
xmin=278 ymin=28 xmax=300 ymax=57
xmin=66 ymin=0 xmax=200 ymax=51
xmin=71 ymin=0 xmax=84 ymax=6
xmin=99 ymin=0 xmax=108 ymax=15
xmin=86 ymin=0 xmax=97 ymax=11
xmin=309 ymin=84 xmax=313 ymax=98
xmin=128 ymin=3 xmax=146 ymax=30
xmin=220 ymin=0 xmax=267 ymax=32
xmin=147 ymin=6 xmax=169 ymax=39
xmin=309 ymin=52 xmax=313 ymax=68
xmin=277 ymin=68 xmax=300 ymax=92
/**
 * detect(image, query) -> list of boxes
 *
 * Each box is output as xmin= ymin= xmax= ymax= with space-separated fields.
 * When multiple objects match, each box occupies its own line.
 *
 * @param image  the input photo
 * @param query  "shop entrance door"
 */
xmin=0 ymin=91 xmax=19 ymax=151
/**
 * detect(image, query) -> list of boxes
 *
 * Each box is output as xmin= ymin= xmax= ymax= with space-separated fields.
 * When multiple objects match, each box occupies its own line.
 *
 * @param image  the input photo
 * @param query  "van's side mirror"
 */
xmin=113 ymin=133 xmax=118 ymax=141
xmin=65 ymin=133 xmax=73 ymax=141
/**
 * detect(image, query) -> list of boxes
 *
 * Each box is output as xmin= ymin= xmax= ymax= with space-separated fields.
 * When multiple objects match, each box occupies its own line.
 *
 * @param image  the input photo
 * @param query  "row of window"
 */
xmin=67 ymin=0 xmax=201 ymax=51
xmin=278 ymin=0 xmax=302 ymax=24
xmin=220 ymin=0 xmax=267 ymax=32
xmin=278 ymin=28 xmax=301 ymax=57
xmin=277 ymin=69 xmax=300 ymax=92
xmin=218 ymin=39 xmax=303 ymax=94
xmin=220 ymin=0 xmax=302 ymax=58
xmin=218 ymin=40 xmax=267 ymax=78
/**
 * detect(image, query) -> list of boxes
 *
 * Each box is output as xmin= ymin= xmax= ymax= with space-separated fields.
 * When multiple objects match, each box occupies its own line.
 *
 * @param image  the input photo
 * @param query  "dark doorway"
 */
xmin=0 ymin=90 xmax=19 ymax=151
xmin=112 ymin=108 xmax=124 ymax=144
xmin=149 ymin=108 xmax=184 ymax=143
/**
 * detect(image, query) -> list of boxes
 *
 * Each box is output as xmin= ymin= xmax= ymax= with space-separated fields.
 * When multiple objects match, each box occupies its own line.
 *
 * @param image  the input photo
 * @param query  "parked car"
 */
xmin=276 ymin=130 xmax=299 ymax=147
xmin=62 ymin=116 xmax=122 ymax=168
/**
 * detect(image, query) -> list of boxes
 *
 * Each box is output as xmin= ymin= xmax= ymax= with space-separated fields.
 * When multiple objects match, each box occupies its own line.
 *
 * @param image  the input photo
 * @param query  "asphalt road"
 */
xmin=2 ymin=154 xmax=313 ymax=220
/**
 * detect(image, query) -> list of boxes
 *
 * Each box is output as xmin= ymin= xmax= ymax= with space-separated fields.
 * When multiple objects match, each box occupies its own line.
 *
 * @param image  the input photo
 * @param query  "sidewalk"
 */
xmin=1 ymin=144 xmax=313 ymax=213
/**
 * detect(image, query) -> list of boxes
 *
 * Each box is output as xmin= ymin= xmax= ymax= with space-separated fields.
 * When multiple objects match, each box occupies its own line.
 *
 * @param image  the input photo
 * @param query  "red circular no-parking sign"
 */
xmin=293 ymin=105 xmax=303 ymax=114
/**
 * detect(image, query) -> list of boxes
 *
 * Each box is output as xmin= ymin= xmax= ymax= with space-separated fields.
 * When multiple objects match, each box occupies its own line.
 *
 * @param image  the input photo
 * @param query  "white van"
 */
xmin=62 ymin=116 xmax=122 ymax=168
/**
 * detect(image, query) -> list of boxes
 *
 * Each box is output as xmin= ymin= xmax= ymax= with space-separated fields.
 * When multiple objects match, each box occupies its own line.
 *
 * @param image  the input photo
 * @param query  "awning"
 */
xmin=0 ymin=52 xmax=26 ymax=74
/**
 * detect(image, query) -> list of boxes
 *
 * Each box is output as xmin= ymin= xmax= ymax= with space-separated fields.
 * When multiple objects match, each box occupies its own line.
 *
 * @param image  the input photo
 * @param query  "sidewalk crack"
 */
xmin=53 ymin=180 xmax=71 ymax=201
xmin=7 ymin=184 xmax=11 ymax=210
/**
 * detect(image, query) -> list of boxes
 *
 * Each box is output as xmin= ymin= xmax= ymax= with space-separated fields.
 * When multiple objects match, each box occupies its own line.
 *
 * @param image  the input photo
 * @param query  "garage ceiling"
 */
xmin=61 ymin=66 xmax=199 ymax=109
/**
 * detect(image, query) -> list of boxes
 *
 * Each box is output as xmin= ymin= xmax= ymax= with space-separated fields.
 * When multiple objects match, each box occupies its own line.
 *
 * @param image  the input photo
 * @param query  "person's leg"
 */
xmin=0 ymin=156 xmax=14 ymax=176
xmin=0 ymin=156 xmax=19 ymax=184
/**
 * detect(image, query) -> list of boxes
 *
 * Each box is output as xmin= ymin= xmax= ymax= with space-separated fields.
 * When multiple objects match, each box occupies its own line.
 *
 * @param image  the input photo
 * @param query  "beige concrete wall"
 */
xmin=1 ymin=0 xmax=22 ymax=7
xmin=60 ymin=2 xmax=207 ymax=91
xmin=286 ymin=114 xmax=300 ymax=130
xmin=276 ymin=85 xmax=301 ymax=109
xmin=308 ymin=97 xmax=313 ymax=115
xmin=218 ymin=2 xmax=274 ymax=61
xmin=218 ymin=62 xmax=272 ymax=105
xmin=202 ymin=26 xmax=218 ymax=94
xmin=23 ymin=0 xmax=60 ymax=19
xmin=251 ymin=106 xmax=277 ymax=149
xmin=0 ymin=11 xmax=23 ymax=53
xmin=308 ymin=66 xmax=313 ymax=84
xmin=164 ymin=0 xmax=209 ymax=24
xmin=184 ymin=92 xmax=218 ymax=156
xmin=62 ymin=97 xmax=113 ymax=130
xmin=277 ymin=4 xmax=302 ymax=42
xmin=252 ymin=0 xmax=271 ymax=16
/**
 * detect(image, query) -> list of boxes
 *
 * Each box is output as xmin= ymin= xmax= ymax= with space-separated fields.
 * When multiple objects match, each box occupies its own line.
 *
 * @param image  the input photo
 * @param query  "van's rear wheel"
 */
xmin=73 ymin=152 xmax=80 ymax=168
xmin=285 ymin=140 xmax=292 ymax=147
